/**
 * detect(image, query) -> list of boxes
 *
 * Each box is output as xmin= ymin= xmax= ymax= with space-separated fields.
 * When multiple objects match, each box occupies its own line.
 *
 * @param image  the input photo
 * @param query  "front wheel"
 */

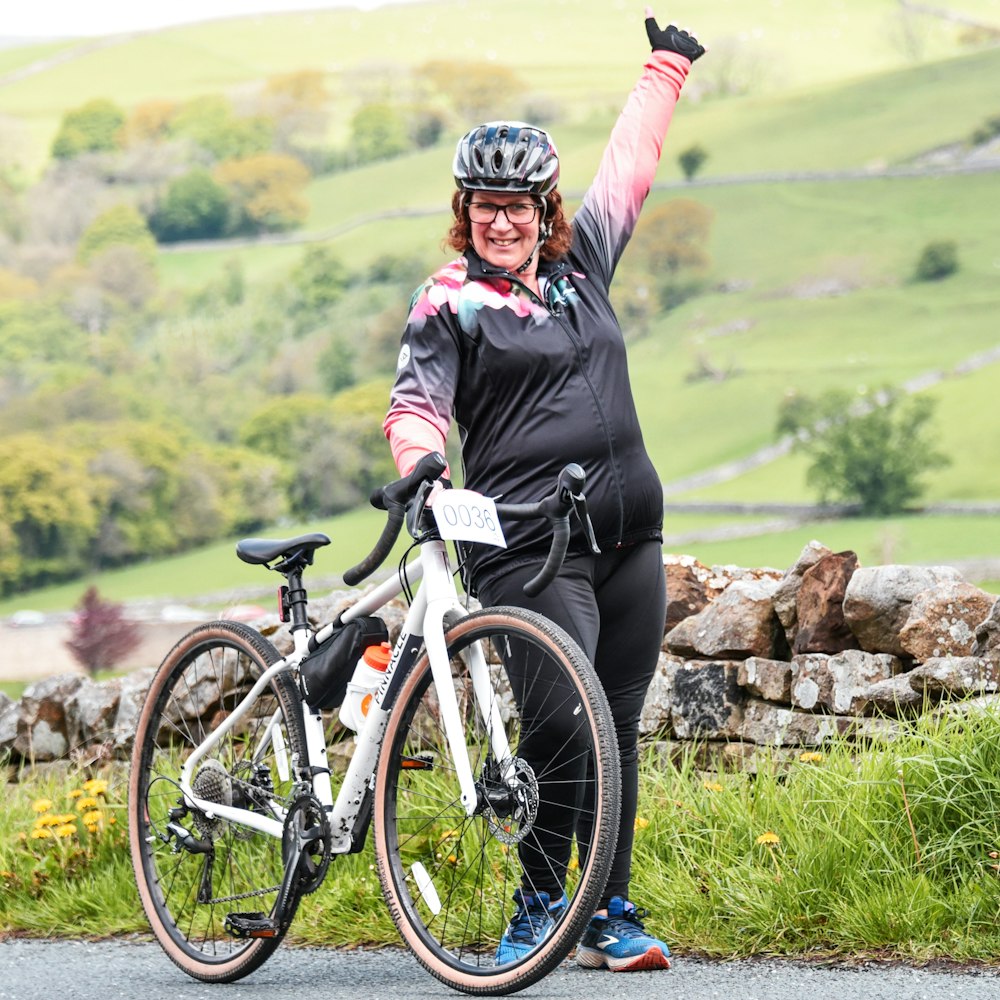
xmin=128 ymin=621 xmax=308 ymax=983
xmin=374 ymin=607 xmax=621 ymax=995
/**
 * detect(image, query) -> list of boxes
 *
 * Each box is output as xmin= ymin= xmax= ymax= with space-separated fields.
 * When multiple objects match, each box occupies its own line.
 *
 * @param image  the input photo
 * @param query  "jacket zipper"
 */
xmin=478 ymin=261 xmax=627 ymax=547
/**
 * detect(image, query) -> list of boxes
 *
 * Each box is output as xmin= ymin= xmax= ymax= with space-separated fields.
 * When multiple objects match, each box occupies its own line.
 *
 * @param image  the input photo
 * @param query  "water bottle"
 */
xmin=339 ymin=641 xmax=392 ymax=732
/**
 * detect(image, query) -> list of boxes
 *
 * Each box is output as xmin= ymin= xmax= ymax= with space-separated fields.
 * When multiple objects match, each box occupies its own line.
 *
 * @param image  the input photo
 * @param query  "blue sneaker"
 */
xmin=494 ymin=889 xmax=567 ymax=965
xmin=576 ymin=896 xmax=671 ymax=971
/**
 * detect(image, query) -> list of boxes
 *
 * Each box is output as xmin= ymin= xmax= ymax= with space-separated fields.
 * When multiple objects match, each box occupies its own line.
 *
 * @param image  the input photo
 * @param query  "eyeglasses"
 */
xmin=467 ymin=201 xmax=540 ymax=225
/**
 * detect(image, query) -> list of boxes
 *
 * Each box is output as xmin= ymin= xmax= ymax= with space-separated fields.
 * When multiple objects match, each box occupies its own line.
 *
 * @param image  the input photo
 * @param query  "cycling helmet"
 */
xmin=453 ymin=121 xmax=560 ymax=195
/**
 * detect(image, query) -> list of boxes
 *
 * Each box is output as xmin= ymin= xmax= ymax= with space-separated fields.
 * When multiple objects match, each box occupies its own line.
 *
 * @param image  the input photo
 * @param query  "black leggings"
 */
xmin=476 ymin=540 xmax=665 ymax=906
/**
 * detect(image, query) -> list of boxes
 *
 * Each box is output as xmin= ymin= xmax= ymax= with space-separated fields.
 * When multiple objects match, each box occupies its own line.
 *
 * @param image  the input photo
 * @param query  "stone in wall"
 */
xmin=899 ymin=581 xmax=997 ymax=660
xmin=773 ymin=540 xmax=833 ymax=643
xmin=112 ymin=668 xmax=155 ymax=749
xmin=793 ymin=550 xmax=860 ymax=654
xmin=13 ymin=674 xmax=84 ymax=762
xmin=70 ymin=677 xmax=122 ymax=749
xmin=664 ymin=556 xmax=712 ymax=631
xmin=790 ymin=650 xmax=904 ymax=716
xmin=639 ymin=652 xmax=681 ymax=736
xmin=907 ymin=656 xmax=1000 ymax=697
xmin=853 ymin=673 xmax=926 ymax=717
xmin=0 ymin=692 xmax=15 ymax=747
xmin=737 ymin=657 xmax=792 ymax=703
xmin=665 ymin=578 xmax=786 ymax=659
xmin=843 ymin=564 xmax=963 ymax=656
xmin=739 ymin=698 xmax=840 ymax=747
xmin=974 ymin=597 xmax=1000 ymax=662
xmin=669 ymin=660 xmax=745 ymax=739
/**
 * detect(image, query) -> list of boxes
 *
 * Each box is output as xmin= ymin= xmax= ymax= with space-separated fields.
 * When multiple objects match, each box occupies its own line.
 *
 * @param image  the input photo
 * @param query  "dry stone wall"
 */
xmin=642 ymin=545 xmax=1000 ymax=762
xmin=3 ymin=541 xmax=1000 ymax=769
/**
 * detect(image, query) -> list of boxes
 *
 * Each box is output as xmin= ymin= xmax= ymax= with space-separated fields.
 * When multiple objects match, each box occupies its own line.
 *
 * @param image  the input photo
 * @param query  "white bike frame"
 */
xmin=177 ymin=536 xmax=514 ymax=852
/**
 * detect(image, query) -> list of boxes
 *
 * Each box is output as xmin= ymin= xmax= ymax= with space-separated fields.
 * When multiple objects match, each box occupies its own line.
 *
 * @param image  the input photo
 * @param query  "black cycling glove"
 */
xmin=645 ymin=18 xmax=705 ymax=62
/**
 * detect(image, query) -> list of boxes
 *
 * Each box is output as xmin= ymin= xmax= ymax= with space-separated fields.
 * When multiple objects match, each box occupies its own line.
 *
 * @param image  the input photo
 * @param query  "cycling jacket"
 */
xmin=384 ymin=50 xmax=691 ymax=585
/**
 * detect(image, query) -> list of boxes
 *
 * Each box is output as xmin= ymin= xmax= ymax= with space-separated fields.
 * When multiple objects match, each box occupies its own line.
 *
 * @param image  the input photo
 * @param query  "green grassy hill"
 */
xmin=1 ymin=1 xmax=999 ymax=611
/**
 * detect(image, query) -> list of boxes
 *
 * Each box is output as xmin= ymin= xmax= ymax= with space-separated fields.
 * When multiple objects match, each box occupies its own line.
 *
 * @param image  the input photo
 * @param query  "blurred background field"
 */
xmin=0 ymin=0 xmax=998 ymax=661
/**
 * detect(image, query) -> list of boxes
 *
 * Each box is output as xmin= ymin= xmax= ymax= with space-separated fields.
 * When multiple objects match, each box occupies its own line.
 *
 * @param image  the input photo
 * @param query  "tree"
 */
xmin=214 ymin=153 xmax=310 ymax=232
xmin=168 ymin=95 xmax=273 ymax=161
xmin=289 ymin=244 xmax=349 ymax=317
xmin=150 ymin=168 xmax=232 ymax=241
xmin=51 ymin=99 xmax=126 ymax=159
xmin=417 ymin=60 xmax=527 ymax=120
xmin=350 ymin=102 xmax=408 ymax=163
xmin=913 ymin=240 xmax=959 ymax=282
xmin=678 ymin=144 xmax=708 ymax=181
xmin=0 ymin=433 xmax=100 ymax=593
xmin=630 ymin=198 xmax=713 ymax=309
xmin=120 ymin=99 xmax=177 ymax=146
xmin=65 ymin=586 xmax=141 ymax=677
xmin=77 ymin=204 xmax=157 ymax=265
xmin=261 ymin=70 xmax=330 ymax=151
xmin=776 ymin=386 xmax=950 ymax=516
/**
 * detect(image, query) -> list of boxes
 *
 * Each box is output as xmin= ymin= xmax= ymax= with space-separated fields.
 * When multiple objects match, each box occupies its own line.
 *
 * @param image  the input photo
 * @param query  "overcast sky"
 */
xmin=5 ymin=0 xmax=428 ymax=40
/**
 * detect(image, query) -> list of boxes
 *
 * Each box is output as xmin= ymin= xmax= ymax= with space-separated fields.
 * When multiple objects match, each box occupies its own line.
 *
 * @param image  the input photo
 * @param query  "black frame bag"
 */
xmin=299 ymin=615 xmax=389 ymax=710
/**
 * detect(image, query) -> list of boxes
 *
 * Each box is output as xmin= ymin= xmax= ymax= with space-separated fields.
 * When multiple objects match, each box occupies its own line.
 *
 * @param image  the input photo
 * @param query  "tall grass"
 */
xmin=631 ymin=709 xmax=1000 ymax=960
xmin=6 ymin=707 xmax=1000 ymax=960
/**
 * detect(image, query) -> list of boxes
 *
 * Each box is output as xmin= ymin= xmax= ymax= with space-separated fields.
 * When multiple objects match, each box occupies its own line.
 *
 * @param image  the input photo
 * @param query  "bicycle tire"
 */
xmin=128 ymin=621 xmax=309 ymax=983
xmin=374 ymin=607 xmax=621 ymax=995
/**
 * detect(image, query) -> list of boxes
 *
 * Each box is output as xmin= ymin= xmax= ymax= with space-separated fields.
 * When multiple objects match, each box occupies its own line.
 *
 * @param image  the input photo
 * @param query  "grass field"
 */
xmin=2 ymin=1 xmax=999 ymax=174
xmin=3 ymin=3 xmax=1000 ymax=612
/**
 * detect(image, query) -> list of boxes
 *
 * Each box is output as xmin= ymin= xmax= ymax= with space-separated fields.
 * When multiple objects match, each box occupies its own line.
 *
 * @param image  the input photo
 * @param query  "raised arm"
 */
xmin=574 ymin=8 xmax=705 ymax=285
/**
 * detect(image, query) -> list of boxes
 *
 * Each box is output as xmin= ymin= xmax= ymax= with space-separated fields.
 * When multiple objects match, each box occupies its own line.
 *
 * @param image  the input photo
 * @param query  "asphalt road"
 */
xmin=1 ymin=939 xmax=998 ymax=1000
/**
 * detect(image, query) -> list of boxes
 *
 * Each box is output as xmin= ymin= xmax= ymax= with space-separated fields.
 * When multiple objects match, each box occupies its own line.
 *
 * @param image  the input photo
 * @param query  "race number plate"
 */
xmin=432 ymin=489 xmax=507 ymax=549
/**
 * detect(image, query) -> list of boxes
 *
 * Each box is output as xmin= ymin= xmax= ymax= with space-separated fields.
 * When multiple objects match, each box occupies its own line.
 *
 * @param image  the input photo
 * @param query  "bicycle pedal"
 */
xmin=401 ymin=752 xmax=435 ymax=770
xmin=224 ymin=911 xmax=278 ymax=938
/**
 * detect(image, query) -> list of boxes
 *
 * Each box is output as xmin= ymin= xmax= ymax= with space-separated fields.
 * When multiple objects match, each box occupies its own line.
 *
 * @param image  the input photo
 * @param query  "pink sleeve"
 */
xmin=384 ymin=411 xmax=449 ymax=477
xmin=577 ymin=49 xmax=690 ymax=275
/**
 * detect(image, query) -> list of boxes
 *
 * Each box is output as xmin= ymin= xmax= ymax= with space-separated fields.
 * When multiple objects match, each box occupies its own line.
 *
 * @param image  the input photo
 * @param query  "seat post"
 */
xmin=283 ymin=568 xmax=310 ymax=632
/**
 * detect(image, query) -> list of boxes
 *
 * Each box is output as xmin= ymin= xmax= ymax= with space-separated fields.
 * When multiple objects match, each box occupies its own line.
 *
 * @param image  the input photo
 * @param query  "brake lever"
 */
xmin=406 ymin=479 xmax=436 ymax=539
xmin=572 ymin=492 xmax=601 ymax=556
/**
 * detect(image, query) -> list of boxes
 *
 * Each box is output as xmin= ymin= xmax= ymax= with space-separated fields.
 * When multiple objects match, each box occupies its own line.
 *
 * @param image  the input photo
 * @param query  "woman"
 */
xmin=383 ymin=7 xmax=704 ymax=972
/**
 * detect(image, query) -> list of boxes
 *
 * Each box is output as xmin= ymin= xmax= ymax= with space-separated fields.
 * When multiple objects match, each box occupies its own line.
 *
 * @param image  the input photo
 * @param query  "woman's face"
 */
xmin=466 ymin=190 xmax=541 ymax=275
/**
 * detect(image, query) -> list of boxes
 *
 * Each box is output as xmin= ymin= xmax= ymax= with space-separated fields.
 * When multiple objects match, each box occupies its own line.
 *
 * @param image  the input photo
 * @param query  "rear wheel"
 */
xmin=128 ymin=621 xmax=308 ymax=983
xmin=374 ymin=607 xmax=621 ymax=995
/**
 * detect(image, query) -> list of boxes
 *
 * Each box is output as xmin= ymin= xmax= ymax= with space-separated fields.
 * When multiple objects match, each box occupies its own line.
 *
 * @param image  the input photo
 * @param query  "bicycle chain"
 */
xmin=205 ymin=884 xmax=282 ymax=905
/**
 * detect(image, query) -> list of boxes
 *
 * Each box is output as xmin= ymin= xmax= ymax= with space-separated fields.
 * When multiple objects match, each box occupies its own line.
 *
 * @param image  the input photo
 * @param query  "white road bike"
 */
xmin=128 ymin=453 xmax=621 ymax=995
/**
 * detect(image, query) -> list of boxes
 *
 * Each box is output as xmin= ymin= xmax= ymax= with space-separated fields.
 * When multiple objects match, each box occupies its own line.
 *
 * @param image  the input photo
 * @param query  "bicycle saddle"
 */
xmin=236 ymin=533 xmax=331 ymax=566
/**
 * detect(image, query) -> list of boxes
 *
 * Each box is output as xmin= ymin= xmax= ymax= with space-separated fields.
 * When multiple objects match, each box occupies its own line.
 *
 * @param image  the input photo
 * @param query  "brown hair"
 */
xmin=444 ymin=189 xmax=573 ymax=262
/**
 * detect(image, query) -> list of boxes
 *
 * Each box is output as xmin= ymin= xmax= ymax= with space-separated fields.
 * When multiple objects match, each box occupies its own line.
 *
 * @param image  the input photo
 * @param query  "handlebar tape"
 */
xmin=521 ymin=515 xmax=571 ymax=598
xmin=342 ymin=507 xmax=405 ymax=586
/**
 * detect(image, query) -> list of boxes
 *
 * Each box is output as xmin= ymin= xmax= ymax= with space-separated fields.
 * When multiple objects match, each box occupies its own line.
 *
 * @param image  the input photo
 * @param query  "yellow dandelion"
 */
xmin=32 ymin=799 xmax=53 ymax=813
xmin=756 ymin=831 xmax=780 ymax=846
xmin=57 ymin=814 xmax=77 ymax=824
xmin=83 ymin=810 xmax=103 ymax=825
xmin=83 ymin=779 xmax=108 ymax=796
xmin=55 ymin=824 xmax=77 ymax=838
xmin=798 ymin=752 xmax=824 ymax=764
xmin=0 ymin=870 xmax=14 ymax=878
xmin=76 ymin=797 xmax=99 ymax=812
xmin=68 ymin=789 xmax=84 ymax=799
xmin=446 ymin=854 xmax=458 ymax=865
xmin=634 ymin=816 xmax=650 ymax=831
xmin=703 ymin=781 xmax=724 ymax=792
xmin=567 ymin=856 xmax=579 ymax=872
xmin=86 ymin=825 xmax=99 ymax=834
xmin=108 ymin=816 xmax=117 ymax=826
xmin=30 ymin=828 xmax=52 ymax=840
